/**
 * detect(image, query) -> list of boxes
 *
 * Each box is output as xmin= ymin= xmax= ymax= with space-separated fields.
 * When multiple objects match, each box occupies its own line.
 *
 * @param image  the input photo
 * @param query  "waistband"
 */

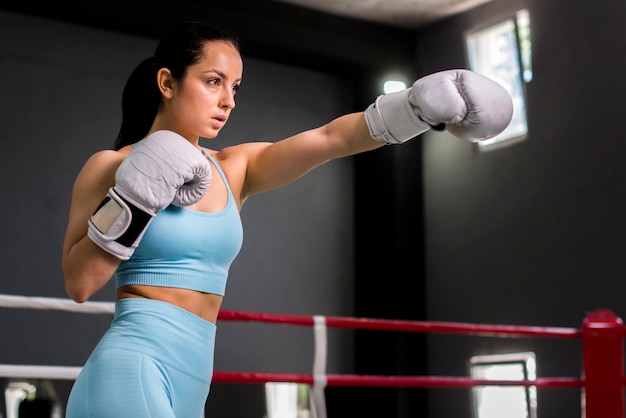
xmin=98 ymin=298 xmax=216 ymax=379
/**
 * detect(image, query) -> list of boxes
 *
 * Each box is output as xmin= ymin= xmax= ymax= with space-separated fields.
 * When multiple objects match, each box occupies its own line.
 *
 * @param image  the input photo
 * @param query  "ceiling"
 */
xmin=0 ymin=0 xmax=491 ymax=86
xmin=274 ymin=0 xmax=494 ymax=29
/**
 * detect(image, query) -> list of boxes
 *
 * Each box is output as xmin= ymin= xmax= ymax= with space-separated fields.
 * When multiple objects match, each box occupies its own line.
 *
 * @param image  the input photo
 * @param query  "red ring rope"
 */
xmin=212 ymin=372 xmax=582 ymax=388
xmin=218 ymin=309 xmax=582 ymax=338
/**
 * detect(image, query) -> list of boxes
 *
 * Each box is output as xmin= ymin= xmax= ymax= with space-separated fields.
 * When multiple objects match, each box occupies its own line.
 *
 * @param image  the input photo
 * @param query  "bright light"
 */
xmin=383 ymin=80 xmax=407 ymax=94
xmin=266 ymin=383 xmax=297 ymax=418
xmin=265 ymin=382 xmax=311 ymax=418
xmin=470 ymin=352 xmax=537 ymax=418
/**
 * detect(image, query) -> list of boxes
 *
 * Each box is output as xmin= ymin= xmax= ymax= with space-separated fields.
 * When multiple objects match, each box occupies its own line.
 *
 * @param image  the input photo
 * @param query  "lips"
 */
xmin=212 ymin=115 xmax=227 ymax=129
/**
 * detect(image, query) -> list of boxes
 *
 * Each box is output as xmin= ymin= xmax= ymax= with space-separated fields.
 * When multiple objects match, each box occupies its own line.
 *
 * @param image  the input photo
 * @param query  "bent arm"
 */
xmin=62 ymin=151 xmax=125 ymax=303
xmin=242 ymin=112 xmax=383 ymax=198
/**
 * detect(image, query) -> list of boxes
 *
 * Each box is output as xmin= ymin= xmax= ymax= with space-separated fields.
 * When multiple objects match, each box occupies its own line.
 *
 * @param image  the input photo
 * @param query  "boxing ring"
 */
xmin=0 ymin=293 xmax=623 ymax=418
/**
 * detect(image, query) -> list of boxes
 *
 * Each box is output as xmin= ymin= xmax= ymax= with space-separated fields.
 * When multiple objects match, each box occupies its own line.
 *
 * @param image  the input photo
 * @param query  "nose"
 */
xmin=220 ymin=88 xmax=236 ymax=109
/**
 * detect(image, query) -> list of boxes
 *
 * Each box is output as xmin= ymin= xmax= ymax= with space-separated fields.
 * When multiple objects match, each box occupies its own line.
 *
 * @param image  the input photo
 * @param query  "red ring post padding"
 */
xmin=582 ymin=309 xmax=625 ymax=418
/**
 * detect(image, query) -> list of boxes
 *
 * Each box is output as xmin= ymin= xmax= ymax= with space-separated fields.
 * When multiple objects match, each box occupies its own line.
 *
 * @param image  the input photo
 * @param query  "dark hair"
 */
xmin=113 ymin=21 xmax=240 ymax=150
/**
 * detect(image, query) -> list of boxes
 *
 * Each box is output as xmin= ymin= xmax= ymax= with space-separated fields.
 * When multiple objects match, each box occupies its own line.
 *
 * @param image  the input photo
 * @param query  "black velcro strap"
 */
xmin=115 ymin=196 xmax=153 ymax=247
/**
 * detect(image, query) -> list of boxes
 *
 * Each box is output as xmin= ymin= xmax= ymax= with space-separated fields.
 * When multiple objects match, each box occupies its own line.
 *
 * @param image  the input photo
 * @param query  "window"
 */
xmin=465 ymin=9 xmax=532 ymax=149
xmin=265 ymin=382 xmax=311 ymax=418
xmin=469 ymin=352 xmax=537 ymax=418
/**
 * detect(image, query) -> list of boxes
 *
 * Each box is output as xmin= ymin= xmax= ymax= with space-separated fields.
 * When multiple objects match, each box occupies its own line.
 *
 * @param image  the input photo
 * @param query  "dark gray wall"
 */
xmin=0 ymin=10 xmax=356 ymax=417
xmin=418 ymin=0 xmax=626 ymax=416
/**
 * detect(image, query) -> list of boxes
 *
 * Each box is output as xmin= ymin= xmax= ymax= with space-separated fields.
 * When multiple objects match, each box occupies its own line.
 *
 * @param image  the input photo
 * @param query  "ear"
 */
xmin=156 ymin=68 xmax=175 ymax=99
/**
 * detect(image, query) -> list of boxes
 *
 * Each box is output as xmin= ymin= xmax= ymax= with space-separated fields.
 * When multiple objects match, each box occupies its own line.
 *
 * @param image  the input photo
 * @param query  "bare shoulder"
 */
xmin=83 ymin=147 xmax=131 ymax=169
xmin=213 ymin=141 xmax=272 ymax=159
xmin=79 ymin=147 xmax=131 ymax=179
xmin=209 ymin=142 xmax=273 ymax=202
xmin=211 ymin=141 xmax=273 ymax=170
xmin=72 ymin=147 xmax=132 ymax=197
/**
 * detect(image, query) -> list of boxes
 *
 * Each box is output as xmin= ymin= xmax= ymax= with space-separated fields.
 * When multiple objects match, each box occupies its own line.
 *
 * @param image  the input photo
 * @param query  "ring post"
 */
xmin=581 ymin=309 xmax=625 ymax=418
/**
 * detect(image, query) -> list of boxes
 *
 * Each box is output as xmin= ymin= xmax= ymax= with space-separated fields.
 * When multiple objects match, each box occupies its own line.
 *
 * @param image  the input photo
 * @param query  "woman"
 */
xmin=62 ymin=20 xmax=512 ymax=418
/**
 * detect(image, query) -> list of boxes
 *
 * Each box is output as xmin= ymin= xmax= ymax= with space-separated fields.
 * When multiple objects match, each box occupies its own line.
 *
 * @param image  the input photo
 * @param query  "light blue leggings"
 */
xmin=66 ymin=298 xmax=216 ymax=418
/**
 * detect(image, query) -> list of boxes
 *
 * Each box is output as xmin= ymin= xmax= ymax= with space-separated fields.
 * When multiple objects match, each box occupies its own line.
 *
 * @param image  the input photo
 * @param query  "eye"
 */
xmin=232 ymin=84 xmax=241 ymax=94
xmin=207 ymin=78 xmax=220 ymax=86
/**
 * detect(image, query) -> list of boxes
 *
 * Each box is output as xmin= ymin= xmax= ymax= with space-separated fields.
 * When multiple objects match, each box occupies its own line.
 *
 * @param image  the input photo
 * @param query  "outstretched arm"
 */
xmin=241 ymin=112 xmax=381 ymax=198
xmin=241 ymin=69 xmax=513 ymax=199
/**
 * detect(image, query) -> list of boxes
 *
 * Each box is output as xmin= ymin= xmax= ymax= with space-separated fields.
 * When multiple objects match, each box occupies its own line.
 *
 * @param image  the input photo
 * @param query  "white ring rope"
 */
xmin=0 ymin=294 xmax=114 ymax=314
xmin=0 ymin=295 xmax=109 ymax=381
xmin=0 ymin=364 xmax=81 ymax=380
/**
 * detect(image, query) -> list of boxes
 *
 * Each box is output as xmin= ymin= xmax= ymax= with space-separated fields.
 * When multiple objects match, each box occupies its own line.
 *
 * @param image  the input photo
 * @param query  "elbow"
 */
xmin=69 ymin=293 xmax=89 ymax=304
xmin=63 ymin=264 xmax=88 ymax=303
xmin=64 ymin=267 xmax=100 ymax=304
xmin=64 ymin=268 xmax=114 ymax=303
xmin=64 ymin=279 xmax=90 ymax=304
xmin=62 ymin=244 xmax=119 ymax=303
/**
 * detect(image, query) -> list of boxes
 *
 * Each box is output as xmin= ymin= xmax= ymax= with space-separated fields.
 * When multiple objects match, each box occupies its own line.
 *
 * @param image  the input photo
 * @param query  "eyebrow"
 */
xmin=204 ymin=68 xmax=242 ymax=83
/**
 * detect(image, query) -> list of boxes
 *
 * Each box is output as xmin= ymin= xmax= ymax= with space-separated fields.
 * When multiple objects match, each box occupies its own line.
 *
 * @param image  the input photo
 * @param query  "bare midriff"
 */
xmin=117 ymin=285 xmax=223 ymax=324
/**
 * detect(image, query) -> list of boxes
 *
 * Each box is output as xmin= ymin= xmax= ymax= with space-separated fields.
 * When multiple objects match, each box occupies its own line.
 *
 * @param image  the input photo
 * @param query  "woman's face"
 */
xmin=166 ymin=41 xmax=243 ymax=139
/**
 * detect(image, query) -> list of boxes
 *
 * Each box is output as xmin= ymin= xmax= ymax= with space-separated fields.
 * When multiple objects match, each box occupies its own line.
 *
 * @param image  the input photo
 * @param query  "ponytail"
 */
xmin=113 ymin=57 xmax=161 ymax=150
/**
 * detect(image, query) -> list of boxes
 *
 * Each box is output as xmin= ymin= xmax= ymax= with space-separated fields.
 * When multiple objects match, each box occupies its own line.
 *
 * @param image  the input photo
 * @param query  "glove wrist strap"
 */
xmin=364 ymin=89 xmax=431 ymax=144
xmin=88 ymin=188 xmax=155 ymax=260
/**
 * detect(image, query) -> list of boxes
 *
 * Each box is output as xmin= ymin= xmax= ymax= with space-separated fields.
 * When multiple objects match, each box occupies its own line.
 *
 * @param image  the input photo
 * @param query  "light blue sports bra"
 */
xmin=114 ymin=150 xmax=243 ymax=296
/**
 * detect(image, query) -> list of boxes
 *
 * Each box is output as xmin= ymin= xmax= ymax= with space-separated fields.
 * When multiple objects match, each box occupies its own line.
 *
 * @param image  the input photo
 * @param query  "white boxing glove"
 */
xmin=364 ymin=69 xmax=514 ymax=144
xmin=88 ymin=130 xmax=212 ymax=259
